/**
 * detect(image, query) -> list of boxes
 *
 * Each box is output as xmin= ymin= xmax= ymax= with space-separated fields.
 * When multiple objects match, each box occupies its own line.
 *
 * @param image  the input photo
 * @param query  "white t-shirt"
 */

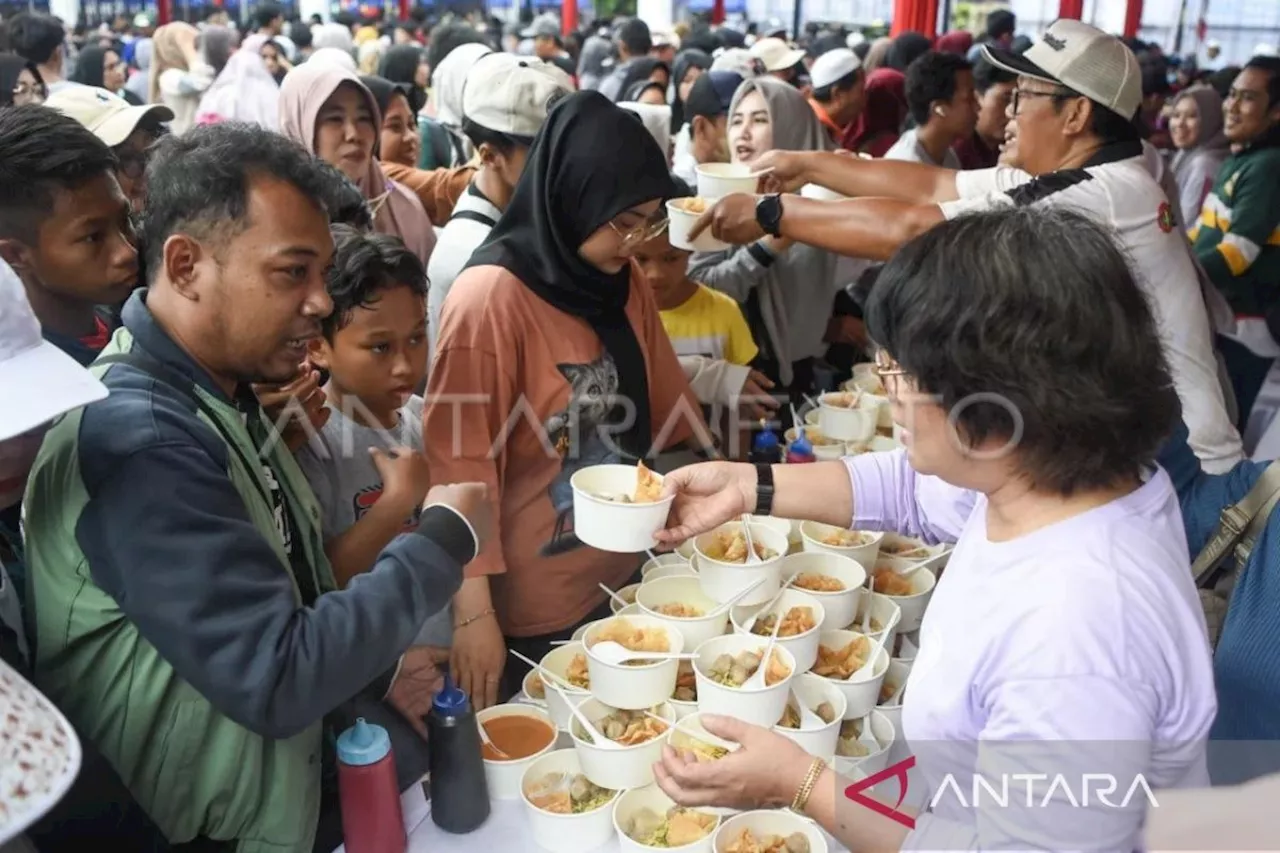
xmin=937 ymin=155 xmax=1243 ymax=474
xmin=426 ymin=183 xmax=502 ymax=360
xmin=884 ymin=127 xmax=962 ymax=169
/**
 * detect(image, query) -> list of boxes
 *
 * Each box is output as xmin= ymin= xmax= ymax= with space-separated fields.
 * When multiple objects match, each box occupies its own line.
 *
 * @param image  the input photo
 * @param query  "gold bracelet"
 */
xmin=790 ymin=757 xmax=826 ymax=814
xmin=455 ymin=608 xmax=496 ymax=629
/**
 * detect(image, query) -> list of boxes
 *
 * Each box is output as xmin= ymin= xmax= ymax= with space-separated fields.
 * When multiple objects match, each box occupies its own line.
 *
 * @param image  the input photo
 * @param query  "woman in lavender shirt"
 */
xmin=653 ymin=207 xmax=1218 ymax=852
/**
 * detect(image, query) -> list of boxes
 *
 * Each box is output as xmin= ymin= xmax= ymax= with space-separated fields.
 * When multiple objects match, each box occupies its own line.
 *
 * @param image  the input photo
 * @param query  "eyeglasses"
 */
xmin=874 ymin=349 xmax=908 ymax=398
xmin=608 ymin=212 xmax=670 ymax=248
xmin=12 ymin=82 xmax=47 ymax=104
xmin=1010 ymin=86 xmax=1074 ymax=116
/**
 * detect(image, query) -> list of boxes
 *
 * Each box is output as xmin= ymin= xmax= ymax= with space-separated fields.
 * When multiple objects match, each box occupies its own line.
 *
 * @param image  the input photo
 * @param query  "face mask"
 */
xmin=0 ymin=428 xmax=47 ymax=510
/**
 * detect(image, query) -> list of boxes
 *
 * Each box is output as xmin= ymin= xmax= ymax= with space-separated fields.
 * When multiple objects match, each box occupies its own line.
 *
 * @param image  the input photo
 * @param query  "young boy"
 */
xmin=297 ymin=225 xmax=451 ymax=647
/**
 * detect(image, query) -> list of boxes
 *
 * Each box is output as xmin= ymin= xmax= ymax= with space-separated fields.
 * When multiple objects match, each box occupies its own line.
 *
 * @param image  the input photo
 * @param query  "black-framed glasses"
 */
xmin=1010 ymin=86 xmax=1075 ymax=116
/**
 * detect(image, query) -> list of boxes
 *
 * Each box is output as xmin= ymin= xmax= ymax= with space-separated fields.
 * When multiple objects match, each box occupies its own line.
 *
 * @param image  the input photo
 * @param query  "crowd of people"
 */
xmin=0 ymin=4 xmax=1279 ymax=852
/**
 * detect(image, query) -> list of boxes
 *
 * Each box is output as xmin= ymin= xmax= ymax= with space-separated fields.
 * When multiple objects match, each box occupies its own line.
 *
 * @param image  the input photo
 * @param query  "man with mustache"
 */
xmin=21 ymin=122 xmax=490 ymax=852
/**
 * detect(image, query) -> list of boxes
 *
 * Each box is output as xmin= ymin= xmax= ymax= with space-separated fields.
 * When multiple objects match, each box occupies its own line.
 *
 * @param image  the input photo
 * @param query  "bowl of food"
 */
xmin=522 ymin=749 xmax=619 ymax=853
xmin=729 ymin=590 xmax=825 ymax=673
xmin=569 ymin=699 xmax=676 ymax=790
xmin=845 ymin=363 xmax=886 ymax=397
xmin=668 ymin=197 xmax=729 ymax=252
xmin=799 ymin=183 xmax=845 ymax=201
xmin=538 ymin=643 xmax=594 ymax=731
xmin=611 ymin=583 xmax=643 ymax=614
xmin=669 ymin=713 xmax=742 ymax=816
xmin=872 ymin=558 xmax=936 ymax=633
xmin=747 ymin=515 xmax=792 ymax=543
xmin=642 ymin=552 xmax=692 ymax=577
xmin=571 ymin=462 xmax=674 ymax=554
xmin=521 ymin=669 xmax=550 ymax=708
xmin=799 ymin=521 xmax=882 ymax=569
xmin=811 ymin=629 xmax=890 ymax=719
xmin=772 ymin=672 xmax=846 ymax=761
xmin=477 ymin=703 xmax=560 ymax=799
xmin=848 ymin=592 xmax=901 ymax=650
xmin=615 ymin=784 xmax=721 ymax=853
xmin=584 ymin=616 xmax=686 ymax=709
xmin=877 ymin=534 xmax=945 ymax=564
xmin=692 ymin=634 xmax=796 ymax=727
xmin=781 ymin=552 xmax=867 ymax=631
xmin=643 ymin=562 xmax=699 ymax=584
xmin=816 ymin=391 xmax=876 ymax=443
xmin=783 ymin=425 xmax=848 ymax=461
xmin=712 ymin=809 xmax=828 ymax=853
xmin=669 ymin=661 xmax=699 ymax=719
xmin=637 ymin=575 xmax=731 ymax=648
xmin=694 ymin=522 xmax=789 ymax=606
xmin=832 ymin=710 xmax=896 ymax=777
xmin=840 ymin=381 xmax=892 ymax=431
xmin=695 ymin=162 xmax=759 ymax=199
xmin=876 ymin=658 xmax=912 ymax=735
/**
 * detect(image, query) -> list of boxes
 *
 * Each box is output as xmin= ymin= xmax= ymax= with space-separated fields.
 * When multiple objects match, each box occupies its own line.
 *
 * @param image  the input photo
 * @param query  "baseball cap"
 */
xmin=462 ymin=53 xmax=574 ymax=139
xmin=983 ymin=19 xmax=1142 ymax=120
xmin=46 ymin=86 xmax=173 ymax=148
xmin=711 ymin=47 xmax=764 ymax=78
xmin=810 ymin=48 xmax=861 ymax=90
xmin=684 ymin=70 xmax=744 ymax=120
xmin=521 ymin=13 xmax=559 ymax=41
xmin=0 ymin=258 xmax=107 ymax=442
xmin=750 ymin=37 xmax=805 ymax=72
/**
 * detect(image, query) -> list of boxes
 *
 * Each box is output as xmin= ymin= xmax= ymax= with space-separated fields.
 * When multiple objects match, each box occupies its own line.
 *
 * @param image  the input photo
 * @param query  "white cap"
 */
xmin=461 ymin=53 xmax=574 ymax=139
xmin=712 ymin=47 xmax=765 ymax=78
xmin=810 ymin=48 xmax=861 ymax=90
xmin=46 ymin=86 xmax=173 ymax=148
xmin=0 ymin=258 xmax=107 ymax=442
xmin=749 ymin=37 xmax=805 ymax=72
xmin=983 ymin=18 xmax=1141 ymax=120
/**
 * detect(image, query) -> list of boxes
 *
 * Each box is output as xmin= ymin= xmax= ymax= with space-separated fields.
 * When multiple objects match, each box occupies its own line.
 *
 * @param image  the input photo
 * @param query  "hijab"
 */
xmin=361 ymin=74 xmax=412 ymax=126
xmin=618 ymin=100 xmax=673 ymax=161
xmin=70 ymin=45 xmax=109 ymax=88
xmin=614 ymin=57 xmax=669 ymax=104
xmin=670 ymin=48 xmax=710 ymax=133
xmin=0 ymin=54 xmax=41 ymax=107
xmin=125 ymin=38 xmax=152 ymax=102
xmin=278 ymin=63 xmax=435 ymax=265
xmin=885 ymin=32 xmax=932 ymax=71
xmin=308 ymin=47 xmax=358 ymax=72
xmin=624 ymin=79 xmax=666 ymax=103
xmin=841 ymin=68 xmax=906 ymax=156
xmin=312 ymin=24 xmax=355 ymax=55
xmin=935 ymin=31 xmax=973 ymax=55
xmin=862 ymin=37 xmax=892 ymax=73
xmin=1171 ymin=85 xmax=1228 ymax=155
xmin=432 ymin=41 xmax=492 ymax=126
xmin=577 ymin=35 xmax=615 ymax=91
xmin=466 ymin=91 xmax=677 ymax=460
xmin=201 ymin=25 xmax=236 ymax=76
xmin=379 ymin=44 xmax=426 ymax=112
xmin=149 ymin=22 xmax=199 ymax=105
xmin=196 ymin=34 xmax=279 ymax=130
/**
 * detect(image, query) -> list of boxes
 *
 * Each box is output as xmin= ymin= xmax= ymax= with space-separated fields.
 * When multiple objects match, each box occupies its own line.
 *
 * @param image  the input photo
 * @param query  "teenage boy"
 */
xmin=673 ymin=70 xmax=743 ymax=186
xmin=297 ymin=225 xmax=452 ymax=647
xmin=954 ymin=57 xmax=1017 ymax=169
xmin=426 ymin=52 xmax=572 ymax=354
xmin=0 ymin=105 xmax=137 ymax=367
xmin=886 ymin=50 xmax=978 ymax=168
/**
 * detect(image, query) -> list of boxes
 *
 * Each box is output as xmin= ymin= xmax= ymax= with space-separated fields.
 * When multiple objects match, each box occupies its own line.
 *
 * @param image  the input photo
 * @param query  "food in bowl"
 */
xmin=526 ymin=771 xmax=616 ymax=814
xmin=482 ymin=714 xmax=557 ymax=761
xmin=589 ymin=618 xmax=671 ymax=655
xmin=849 ymin=614 xmax=884 ymax=634
xmin=879 ymin=678 xmax=901 ymax=704
xmin=596 ymin=461 xmax=663 ymax=504
xmin=678 ymin=736 xmax=729 ymax=762
xmin=835 ymin=719 xmax=876 ymax=757
xmin=776 ymin=700 xmax=838 ymax=729
xmin=812 ymin=637 xmax=870 ymax=680
xmin=673 ymin=661 xmax=697 ymax=701
xmin=748 ymin=606 xmax=816 ymax=638
xmin=575 ymin=708 xmax=669 ymax=746
xmin=564 ymin=654 xmax=591 ymax=689
xmin=527 ymin=672 xmax=547 ymax=700
xmin=675 ymin=197 xmax=709 ymax=214
xmin=623 ymin=806 xmax=717 ymax=847
xmin=655 ymin=602 xmax=706 ymax=618
xmin=880 ymin=540 xmax=933 ymax=559
xmin=792 ymin=572 xmax=846 ymax=593
xmin=822 ymin=391 xmax=860 ymax=410
xmin=873 ymin=567 xmax=914 ymax=597
xmin=819 ymin=528 xmax=873 ymax=548
xmin=704 ymin=529 xmax=778 ymax=563
xmin=706 ymin=648 xmax=791 ymax=688
xmin=724 ymin=828 xmax=811 ymax=853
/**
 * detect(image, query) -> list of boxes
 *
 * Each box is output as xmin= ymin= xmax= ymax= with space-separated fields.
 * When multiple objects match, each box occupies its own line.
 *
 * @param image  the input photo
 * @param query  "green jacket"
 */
xmin=23 ymin=294 xmax=472 ymax=850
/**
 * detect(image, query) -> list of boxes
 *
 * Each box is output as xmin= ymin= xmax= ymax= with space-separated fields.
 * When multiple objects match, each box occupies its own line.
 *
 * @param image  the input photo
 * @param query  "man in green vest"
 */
xmin=21 ymin=121 xmax=488 ymax=852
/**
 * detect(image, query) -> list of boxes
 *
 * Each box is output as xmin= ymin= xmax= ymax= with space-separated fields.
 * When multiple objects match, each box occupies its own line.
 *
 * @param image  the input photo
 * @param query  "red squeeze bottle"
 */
xmin=336 ymin=717 xmax=407 ymax=853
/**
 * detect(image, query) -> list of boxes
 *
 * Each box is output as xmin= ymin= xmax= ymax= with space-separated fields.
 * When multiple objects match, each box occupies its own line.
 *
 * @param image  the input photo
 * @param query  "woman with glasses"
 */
xmin=0 ymin=54 xmax=46 ymax=107
xmin=651 ymin=206 xmax=1215 ymax=853
xmin=423 ymin=91 xmax=709 ymax=709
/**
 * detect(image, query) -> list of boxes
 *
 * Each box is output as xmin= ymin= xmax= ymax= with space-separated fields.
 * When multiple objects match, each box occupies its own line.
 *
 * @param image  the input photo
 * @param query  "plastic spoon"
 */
xmin=859 ymin=570 xmax=876 ymax=633
xmin=589 ymin=642 xmax=699 ymax=666
xmin=703 ymin=576 xmax=769 ymax=619
xmin=742 ymin=614 xmax=783 ymax=690
xmin=789 ymin=689 xmax=826 ymax=731
xmin=508 ymin=649 xmax=576 ymax=691
xmin=740 ymin=514 xmax=762 ymax=564
xmin=855 ymin=713 xmax=880 ymax=752
xmin=477 ymin=719 xmax=510 ymax=759
xmin=598 ymin=582 xmax=632 ymax=608
xmin=849 ymin=609 xmax=900 ymax=681
xmin=548 ymin=681 xmax=623 ymax=750
xmin=742 ymin=574 xmax=800 ymax=633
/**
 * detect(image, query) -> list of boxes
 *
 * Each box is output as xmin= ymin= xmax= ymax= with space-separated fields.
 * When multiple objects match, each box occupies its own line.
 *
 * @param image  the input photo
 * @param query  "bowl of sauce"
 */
xmin=477 ymin=704 xmax=560 ymax=799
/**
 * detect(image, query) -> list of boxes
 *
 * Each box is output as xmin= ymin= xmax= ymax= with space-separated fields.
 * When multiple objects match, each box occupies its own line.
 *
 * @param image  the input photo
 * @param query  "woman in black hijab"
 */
xmin=377 ymin=43 xmax=427 ymax=113
xmin=0 ymin=53 xmax=45 ymax=106
xmin=73 ymin=44 xmax=144 ymax=104
xmin=670 ymin=48 xmax=710 ymax=133
xmin=614 ymin=57 xmax=670 ymax=104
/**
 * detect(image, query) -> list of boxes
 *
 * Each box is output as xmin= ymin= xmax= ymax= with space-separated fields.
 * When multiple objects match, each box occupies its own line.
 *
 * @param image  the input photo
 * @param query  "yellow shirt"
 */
xmin=659 ymin=284 xmax=758 ymax=366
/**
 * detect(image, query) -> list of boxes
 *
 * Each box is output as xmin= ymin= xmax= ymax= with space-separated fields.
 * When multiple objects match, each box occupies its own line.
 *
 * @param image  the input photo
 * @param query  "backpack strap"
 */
xmin=1191 ymin=460 xmax=1280 ymax=587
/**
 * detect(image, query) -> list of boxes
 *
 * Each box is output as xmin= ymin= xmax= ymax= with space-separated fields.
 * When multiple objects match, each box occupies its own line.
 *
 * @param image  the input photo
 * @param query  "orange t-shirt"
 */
xmin=424 ymin=264 xmax=707 ymax=637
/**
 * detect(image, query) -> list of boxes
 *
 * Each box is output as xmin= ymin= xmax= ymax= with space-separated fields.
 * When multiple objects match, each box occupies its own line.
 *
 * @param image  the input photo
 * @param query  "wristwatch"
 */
xmin=755 ymin=193 xmax=784 ymax=238
xmin=753 ymin=463 xmax=775 ymax=516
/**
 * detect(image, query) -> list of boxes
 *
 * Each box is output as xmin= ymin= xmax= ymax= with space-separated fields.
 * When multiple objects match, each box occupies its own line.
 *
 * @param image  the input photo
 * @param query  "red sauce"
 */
xmin=482 ymin=715 xmax=556 ymax=761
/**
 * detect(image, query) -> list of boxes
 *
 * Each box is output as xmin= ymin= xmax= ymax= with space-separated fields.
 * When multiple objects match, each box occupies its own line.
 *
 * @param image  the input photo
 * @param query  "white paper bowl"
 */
xmin=772 ymin=672 xmax=847 ymax=762
xmin=669 ymin=696 xmax=699 ymax=721
xmin=712 ymin=810 xmax=828 ymax=853
xmin=833 ymin=710 xmax=896 ymax=778
xmin=780 ymin=551 xmax=867 ymax=632
xmin=878 ymin=534 xmax=946 ymax=564
xmin=872 ymin=558 xmax=937 ymax=633
xmin=675 ymin=540 xmax=698 ymax=561
xmin=783 ymin=426 xmax=848 ymax=460
xmin=814 ymin=629 xmax=890 ymax=719
xmin=838 ymin=385 xmax=892 ymax=431
xmin=695 ymin=162 xmax=758 ymax=199
xmin=642 ymin=553 xmax=690 ymax=577
xmin=642 ymin=562 xmax=699 ymax=584
xmin=637 ymin=576 xmax=731 ymax=649
xmin=669 ymin=713 xmax=742 ymax=816
xmin=570 ymin=464 xmax=674 ymax=554
xmin=477 ymin=703 xmax=559 ymax=800
xmin=817 ymin=393 xmax=876 ymax=443
xmin=694 ymin=522 xmax=789 ymax=606
xmin=522 ymin=669 xmax=550 ymax=708
xmin=521 ymin=748 xmax=619 ymax=853
xmin=747 ymin=515 xmax=792 ymax=542
xmin=803 ymin=408 xmax=820 ymax=427
xmin=584 ymin=615 xmax=686 ymax=710
xmin=848 ymin=434 xmax=902 ymax=455
xmin=539 ymin=643 xmax=593 ymax=732
xmin=799 ymin=521 xmax=882 ymax=569
xmin=876 ymin=658 xmax=913 ymax=735
xmin=611 ymin=583 xmax=643 ymax=614
xmin=729 ymin=589 xmax=826 ymax=673
xmin=667 ymin=199 xmax=728 ymax=252
xmin=845 ymin=363 xmax=887 ymax=397
xmin=569 ymin=699 xmax=676 ymax=790
xmin=614 ymin=784 xmax=721 ymax=853
xmin=693 ymin=634 xmax=797 ymax=727
xmin=849 ymin=591 xmax=901 ymax=650
xmin=800 ymin=182 xmax=846 ymax=201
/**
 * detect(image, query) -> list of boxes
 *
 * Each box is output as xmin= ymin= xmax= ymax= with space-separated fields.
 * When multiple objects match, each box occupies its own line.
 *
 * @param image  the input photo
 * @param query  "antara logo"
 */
xmin=1042 ymin=33 xmax=1068 ymax=51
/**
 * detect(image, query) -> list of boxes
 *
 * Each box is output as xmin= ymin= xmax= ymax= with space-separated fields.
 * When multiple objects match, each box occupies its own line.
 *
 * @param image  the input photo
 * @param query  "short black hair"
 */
xmin=0 ymin=104 xmax=116 ymax=243
xmin=616 ymin=18 xmax=651 ymax=56
xmin=322 ymin=223 xmax=428 ymax=339
xmin=1141 ymin=56 xmax=1172 ymax=97
xmin=253 ymin=2 xmax=284 ymax=30
xmin=289 ymin=20 xmax=313 ymax=49
xmin=865 ymin=205 xmax=1177 ymax=496
xmin=1207 ymin=65 xmax=1240 ymax=100
xmin=7 ymin=13 xmax=64 ymax=65
xmin=1243 ymin=55 xmax=1280 ymax=106
xmin=972 ymin=56 xmax=1015 ymax=94
xmin=985 ymin=9 xmax=1016 ymax=41
xmin=904 ymin=50 xmax=972 ymax=126
xmin=813 ymin=67 xmax=862 ymax=103
xmin=142 ymin=122 xmax=342 ymax=286
xmin=426 ymin=24 xmax=488 ymax=83
xmin=461 ymin=117 xmax=534 ymax=156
